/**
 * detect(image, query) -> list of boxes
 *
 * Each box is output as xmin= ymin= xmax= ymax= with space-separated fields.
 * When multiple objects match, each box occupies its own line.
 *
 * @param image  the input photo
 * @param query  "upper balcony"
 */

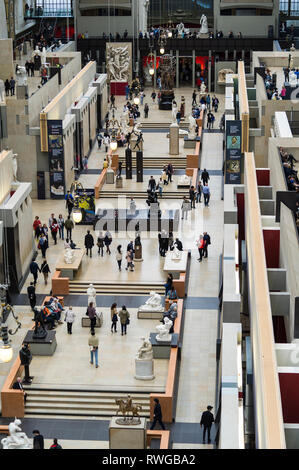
xmin=24 ymin=1 xmax=73 ymax=19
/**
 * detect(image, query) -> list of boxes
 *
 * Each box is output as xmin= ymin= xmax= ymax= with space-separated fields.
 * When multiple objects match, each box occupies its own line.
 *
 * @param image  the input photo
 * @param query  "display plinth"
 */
xmin=116 ymin=177 xmax=123 ymax=188
xmin=23 ymin=330 xmax=57 ymax=356
xmin=106 ymin=169 xmax=115 ymax=184
xmin=110 ymin=81 xmax=128 ymax=96
xmin=135 ymin=358 xmax=155 ymax=380
xmin=184 ymin=136 xmax=197 ymax=149
xmin=134 ymin=244 xmax=143 ymax=262
xmin=150 ymin=332 xmax=179 ymax=359
xmin=137 ymin=310 xmax=163 ymax=319
xmin=109 ymin=416 xmax=147 ymax=449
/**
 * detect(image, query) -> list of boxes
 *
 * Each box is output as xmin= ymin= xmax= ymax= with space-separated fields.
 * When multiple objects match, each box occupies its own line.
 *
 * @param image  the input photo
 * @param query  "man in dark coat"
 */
xmin=203 ymin=232 xmax=211 ymax=258
xmin=201 ymin=168 xmax=210 ymax=185
xmin=19 ymin=343 xmax=32 ymax=384
xmin=189 ymin=185 xmax=196 ymax=209
xmin=148 ymin=176 xmax=156 ymax=192
xmin=150 ymin=398 xmax=165 ymax=430
xmin=200 ymin=405 xmax=214 ymax=443
xmin=84 ymin=230 xmax=94 ymax=257
xmin=27 ymin=282 xmax=36 ymax=311
xmin=33 ymin=430 xmax=44 ymax=449
xmin=30 ymin=260 xmax=40 ymax=285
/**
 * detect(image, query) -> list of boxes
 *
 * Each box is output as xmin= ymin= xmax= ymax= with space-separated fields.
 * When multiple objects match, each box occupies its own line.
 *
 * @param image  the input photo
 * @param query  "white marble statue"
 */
xmin=200 ymin=81 xmax=207 ymax=95
xmin=156 ymin=317 xmax=173 ymax=342
xmin=139 ymin=291 xmax=164 ymax=312
xmin=106 ymin=45 xmax=130 ymax=82
xmin=16 ymin=66 xmax=27 ymax=86
xmin=1 ymin=418 xmax=32 ymax=449
xmin=12 ymin=153 xmax=18 ymax=182
xmin=289 ymin=70 xmax=297 ymax=85
xmin=172 ymin=246 xmax=182 ymax=260
xmin=218 ymin=68 xmax=235 ymax=83
xmin=178 ymin=174 xmax=191 ymax=186
xmin=199 ymin=14 xmax=209 ymax=34
xmin=64 ymin=248 xmax=74 ymax=264
xmin=87 ymin=283 xmax=97 ymax=306
xmin=188 ymin=114 xmax=197 ymax=139
xmin=172 ymin=102 xmax=178 ymax=123
xmin=41 ymin=46 xmax=47 ymax=65
xmin=136 ymin=336 xmax=153 ymax=360
xmin=129 ymin=198 xmax=137 ymax=214
xmin=120 ymin=109 xmax=130 ymax=133
xmin=31 ymin=46 xmax=41 ymax=59
xmin=290 ymin=43 xmax=296 ymax=53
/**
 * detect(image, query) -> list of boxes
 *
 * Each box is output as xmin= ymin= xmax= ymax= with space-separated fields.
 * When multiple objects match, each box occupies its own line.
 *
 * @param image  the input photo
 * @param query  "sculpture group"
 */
xmin=1 ymin=418 xmax=32 ymax=449
xmin=106 ymin=45 xmax=131 ymax=82
xmin=115 ymin=395 xmax=142 ymax=425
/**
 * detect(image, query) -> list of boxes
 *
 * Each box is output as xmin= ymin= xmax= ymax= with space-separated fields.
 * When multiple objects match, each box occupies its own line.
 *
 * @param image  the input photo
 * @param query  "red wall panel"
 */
xmin=263 ymin=229 xmax=280 ymax=268
xmin=256 ymin=169 xmax=270 ymax=186
xmin=279 ymin=373 xmax=299 ymax=423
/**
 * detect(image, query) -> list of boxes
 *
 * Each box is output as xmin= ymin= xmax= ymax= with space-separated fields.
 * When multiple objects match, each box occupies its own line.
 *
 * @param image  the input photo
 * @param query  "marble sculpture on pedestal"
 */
xmin=199 ymin=14 xmax=209 ymax=34
xmin=87 ymin=283 xmax=97 ymax=307
xmin=64 ymin=248 xmax=74 ymax=264
xmin=156 ymin=317 xmax=173 ymax=342
xmin=178 ymin=174 xmax=191 ymax=186
xmin=138 ymin=291 xmax=164 ymax=312
xmin=188 ymin=114 xmax=197 ymax=139
xmin=1 ymin=419 xmax=32 ymax=449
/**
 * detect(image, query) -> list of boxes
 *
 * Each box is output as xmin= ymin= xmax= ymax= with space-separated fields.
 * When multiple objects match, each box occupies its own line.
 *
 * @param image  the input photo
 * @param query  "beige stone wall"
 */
xmin=89 ymin=99 xmax=96 ymax=142
xmin=64 ymin=129 xmax=75 ymax=193
xmin=82 ymin=105 xmax=89 ymax=157
xmin=0 ymin=150 xmax=13 ymax=203
xmin=101 ymin=85 xmax=108 ymax=121
xmin=0 ymin=39 xmax=14 ymax=82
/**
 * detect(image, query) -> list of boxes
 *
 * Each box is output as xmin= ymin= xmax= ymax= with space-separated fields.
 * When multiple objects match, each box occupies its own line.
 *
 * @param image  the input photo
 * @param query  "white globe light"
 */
xmin=168 ymin=31 xmax=172 ymax=38
xmin=72 ymin=208 xmax=82 ymax=224
xmin=0 ymin=344 xmax=13 ymax=363
xmin=134 ymin=96 xmax=140 ymax=105
xmin=160 ymin=47 xmax=165 ymax=55
xmin=110 ymin=140 xmax=118 ymax=151
xmin=149 ymin=67 xmax=154 ymax=76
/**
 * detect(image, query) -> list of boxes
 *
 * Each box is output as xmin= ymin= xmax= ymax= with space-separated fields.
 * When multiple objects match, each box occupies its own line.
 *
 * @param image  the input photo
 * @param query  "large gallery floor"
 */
xmin=0 ymin=88 xmax=224 ymax=449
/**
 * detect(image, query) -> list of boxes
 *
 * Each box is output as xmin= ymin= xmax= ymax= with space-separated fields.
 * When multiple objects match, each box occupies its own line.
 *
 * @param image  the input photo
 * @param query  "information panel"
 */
xmin=47 ymin=120 xmax=65 ymax=198
xmin=225 ymin=120 xmax=242 ymax=184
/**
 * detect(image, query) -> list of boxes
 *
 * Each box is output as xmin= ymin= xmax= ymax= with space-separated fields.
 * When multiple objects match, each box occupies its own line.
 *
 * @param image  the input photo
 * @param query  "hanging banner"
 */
xmin=47 ymin=120 xmax=65 ymax=198
xmin=225 ymin=120 xmax=242 ymax=184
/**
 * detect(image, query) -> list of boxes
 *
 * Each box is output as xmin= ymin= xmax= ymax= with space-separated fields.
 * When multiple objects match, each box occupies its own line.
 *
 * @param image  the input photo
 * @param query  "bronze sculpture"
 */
xmin=115 ymin=394 xmax=142 ymax=425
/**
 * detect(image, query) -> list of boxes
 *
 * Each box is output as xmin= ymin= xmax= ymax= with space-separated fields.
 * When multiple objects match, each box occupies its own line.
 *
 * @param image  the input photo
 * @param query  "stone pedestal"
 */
xmin=109 ymin=416 xmax=147 ymax=449
xmin=169 ymin=123 xmax=179 ymax=155
xmin=134 ymin=244 xmax=143 ymax=262
xmin=135 ymin=357 xmax=155 ymax=380
xmin=184 ymin=136 xmax=197 ymax=149
xmin=23 ymin=330 xmax=57 ymax=356
xmin=150 ymin=332 xmax=179 ymax=359
xmin=137 ymin=310 xmax=164 ymax=319
xmin=199 ymin=33 xmax=209 ymax=38
xmin=106 ymin=169 xmax=115 ymax=184
xmin=115 ymin=176 xmax=123 ymax=188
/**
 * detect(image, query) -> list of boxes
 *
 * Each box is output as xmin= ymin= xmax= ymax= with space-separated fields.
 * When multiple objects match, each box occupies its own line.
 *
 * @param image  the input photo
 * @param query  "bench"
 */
xmin=150 ymin=299 xmax=183 ymax=423
xmin=81 ymin=312 xmax=103 ymax=328
xmin=52 ymin=270 xmax=69 ymax=296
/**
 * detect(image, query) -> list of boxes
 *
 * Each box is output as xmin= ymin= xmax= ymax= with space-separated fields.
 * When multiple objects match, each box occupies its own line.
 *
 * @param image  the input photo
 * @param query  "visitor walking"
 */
xmin=87 ymin=301 xmax=97 ymax=331
xmin=196 ymin=180 xmax=202 ymax=203
xmin=30 ymin=259 xmax=40 ymax=285
xmin=38 ymin=233 xmax=48 ymax=258
xmin=40 ymin=260 xmax=51 ymax=285
xmin=64 ymin=306 xmax=75 ymax=334
xmin=50 ymin=218 xmax=59 ymax=245
xmin=116 ymin=244 xmax=123 ymax=271
xmin=192 ymin=89 xmax=197 ymax=106
xmin=203 ymin=232 xmax=211 ymax=258
xmin=58 ymin=214 xmax=64 ymax=240
xmin=203 ymin=183 xmax=210 ymax=207
xmin=150 ymin=398 xmax=165 ymax=430
xmin=144 ymin=103 xmax=149 ymax=118
xmin=84 ymin=230 xmax=94 ymax=257
xmin=151 ymin=90 xmax=156 ymax=103
xmin=65 ymin=216 xmax=74 ymax=240
xmin=181 ymin=196 xmax=191 ymax=220
xmin=27 ymin=282 xmax=36 ymax=311
xmin=111 ymin=302 xmax=118 ymax=333
xmin=201 ymin=168 xmax=210 ymax=185
xmin=97 ymin=231 xmax=104 ymax=256
xmin=167 ymin=163 xmax=174 ymax=183
xmin=200 ymin=405 xmax=214 ymax=444
xmin=10 ymin=77 xmax=15 ymax=96
xmin=104 ymin=230 xmax=112 ymax=254
xmin=189 ymin=185 xmax=196 ymax=209
xmin=118 ymin=305 xmax=130 ymax=335
xmin=125 ymin=249 xmax=134 ymax=271
xmin=88 ymin=330 xmax=99 ymax=368
xmin=33 ymin=216 xmax=42 ymax=239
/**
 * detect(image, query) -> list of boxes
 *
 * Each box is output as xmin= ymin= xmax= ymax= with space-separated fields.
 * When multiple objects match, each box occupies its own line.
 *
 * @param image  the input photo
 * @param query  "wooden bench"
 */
xmin=150 ymin=299 xmax=183 ymax=423
xmin=147 ymin=430 xmax=170 ymax=449
xmin=0 ymin=425 xmax=9 ymax=435
xmin=95 ymin=168 xmax=107 ymax=199
xmin=52 ymin=270 xmax=69 ymax=296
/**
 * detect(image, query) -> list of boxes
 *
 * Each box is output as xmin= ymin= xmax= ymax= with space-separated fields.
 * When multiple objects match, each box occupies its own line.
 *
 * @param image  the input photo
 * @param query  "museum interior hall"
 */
xmin=0 ymin=0 xmax=299 ymax=453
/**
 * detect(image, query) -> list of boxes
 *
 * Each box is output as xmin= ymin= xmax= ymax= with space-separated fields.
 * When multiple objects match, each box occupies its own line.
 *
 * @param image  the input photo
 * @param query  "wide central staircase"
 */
xmin=68 ymin=280 xmax=165 ymax=296
xmin=118 ymin=154 xmax=186 ymax=169
xmin=99 ymin=188 xmax=188 ymax=199
xmin=23 ymin=388 xmax=152 ymax=418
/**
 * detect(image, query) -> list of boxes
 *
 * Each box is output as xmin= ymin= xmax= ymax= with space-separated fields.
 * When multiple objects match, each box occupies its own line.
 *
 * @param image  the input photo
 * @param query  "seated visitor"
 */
xmin=166 ymin=286 xmax=178 ymax=301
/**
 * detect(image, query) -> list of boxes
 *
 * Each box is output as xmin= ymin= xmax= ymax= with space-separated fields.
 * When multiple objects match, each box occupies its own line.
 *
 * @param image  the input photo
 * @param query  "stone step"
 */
xmin=25 ymin=390 xmax=151 ymax=398
xmin=99 ymin=192 xmax=187 ymax=199
xmin=26 ymin=401 xmax=150 ymax=410
xmin=25 ymin=408 xmax=150 ymax=417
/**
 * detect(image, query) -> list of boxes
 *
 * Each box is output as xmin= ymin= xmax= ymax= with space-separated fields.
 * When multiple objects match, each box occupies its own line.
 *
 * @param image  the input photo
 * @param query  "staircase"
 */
xmin=118 ymin=155 xmax=186 ymax=169
xmin=68 ymin=280 xmax=165 ymax=296
xmin=24 ymin=388 xmax=151 ymax=418
xmin=99 ymin=189 xmax=188 ymax=199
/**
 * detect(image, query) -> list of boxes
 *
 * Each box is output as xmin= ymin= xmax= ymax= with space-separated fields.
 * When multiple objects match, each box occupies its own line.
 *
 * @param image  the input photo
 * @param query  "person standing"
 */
xmin=19 ymin=343 xmax=32 ymax=384
xmin=206 ymin=94 xmax=211 ymax=110
xmin=150 ymin=398 xmax=165 ymax=430
xmin=97 ymin=231 xmax=105 ymax=256
xmin=118 ymin=305 xmax=130 ymax=336
xmin=148 ymin=175 xmax=156 ymax=192
xmin=87 ymin=301 xmax=97 ymax=331
xmin=151 ymin=90 xmax=156 ymax=103
xmin=64 ymin=306 xmax=75 ymax=334
xmin=97 ymin=133 xmax=103 ymax=149
xmin=201 ymin=168 xmax=210 ymax=185
xmin=176 ymin=110 xmax=181 ymax=125
xmin=196 ymin=180 xmax=202 ymax=203
xmin=88 ymin=330 xmax=99 ymax=368
xmin=33 ymin=430 xmax=44 ymax=449
xmin=207 ymin=112 xmax=213 ymax=130
xmin=33 ymin=216 xmax=42 ymax=239
xmin=116 ymin=244 xmax=123 ymax=271
xmin=189 ymin=185 xmax=196 ymax=209
xmin=65 ymin=216 xmax=74 ymax=240
xmin=214 ymin=96 xmax=219 ymax=112
xmin=50 ymin=438 xmax=62 ymax=449
xmin=167 ymin=163 xmax=174 ymax=183
xmin=38 ymin=233 xmax=48 ymax=259
xmin=58 ymin=214 xmax=65 ymax=240
xmin=203 ymin=232 xmax=211 ymax=258
xmin=196 ymin=235 xmax=205 ymax=262
xmin=144 ymin=103 xmax=149 ymax=118
xmin=104 ymin=230 xmax=112 ymax=254
xmin=85 ymin=230 xmax=94 ymax=257
xmin=30 ymin=259 xmax=40 ymax=285
xmin=200 ymin=405 xmax=214 ymax=444
xmin=111 ymin=302 xmax=118 ymax=333
xmin=192 ymin=89 xmax=198 ymax=106
xmin=10 ymin=77 xmax=15 ymax=96
xmin=27 ymin=282 xmax=36 ymax=311
xmin=12 ymin=377 xmax=27 ymax=403
xmin=5 ymin=79 xmax=10 ymax=96
xmin=50 ymin=218 xmax=59 ymax=245
xmin=181 ymin=196 xmax=191 ymax=220
xmin=40 ymin=260 xmax=51 ymax=285
xmin=203 ymin=183 xmax=210 ymax=207
xmin=125 ymin=249 xmax=134 ymax=271
xmin=164 ymin=273 xmax=173 ymax=296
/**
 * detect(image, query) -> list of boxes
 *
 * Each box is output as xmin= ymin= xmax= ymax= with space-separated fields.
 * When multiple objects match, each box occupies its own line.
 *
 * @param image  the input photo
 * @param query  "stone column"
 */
xmin=192 ymin=49 xmax=195 ymax=89
xmin=176 ymin=50 xmax=179 ymax=89
xmin=169 ymin=122 xmax=179 ymax=155
xmin=154 ymin=50 xmax=157 ymax=90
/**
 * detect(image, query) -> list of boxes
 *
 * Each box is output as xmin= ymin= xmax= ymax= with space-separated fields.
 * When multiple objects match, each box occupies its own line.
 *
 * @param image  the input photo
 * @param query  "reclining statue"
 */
xmin=1 ymin=418 xmax=32 ymax=449
xmin=138 ymin=291 xmax=164 ymax=312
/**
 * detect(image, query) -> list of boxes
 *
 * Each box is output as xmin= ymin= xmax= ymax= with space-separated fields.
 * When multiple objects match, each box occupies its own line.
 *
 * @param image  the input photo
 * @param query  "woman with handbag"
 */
xmin=111 ymin=302 xmax=118 ymax=333
xmin=104 ymin=230 xmax=112 ymax=255
xmin=97 ymin=231 xmax=105 ymax=256
xmin=40 ymin=259 xmax=51 ymax=285
xmin=118 ymin=305 xmax=130 ymax=336
xmin=87 ymin=302 xmax=96 ymax=332
xmin=116 ymin=245 xmax=123 ymax=271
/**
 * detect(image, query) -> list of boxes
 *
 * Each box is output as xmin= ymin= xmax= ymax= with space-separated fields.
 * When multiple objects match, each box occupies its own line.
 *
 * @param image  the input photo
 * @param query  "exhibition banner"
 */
xmin=47 ymin=120 xmax=65 ymax=198
xmin=225 ymin=120 xmax=242 ymax=184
